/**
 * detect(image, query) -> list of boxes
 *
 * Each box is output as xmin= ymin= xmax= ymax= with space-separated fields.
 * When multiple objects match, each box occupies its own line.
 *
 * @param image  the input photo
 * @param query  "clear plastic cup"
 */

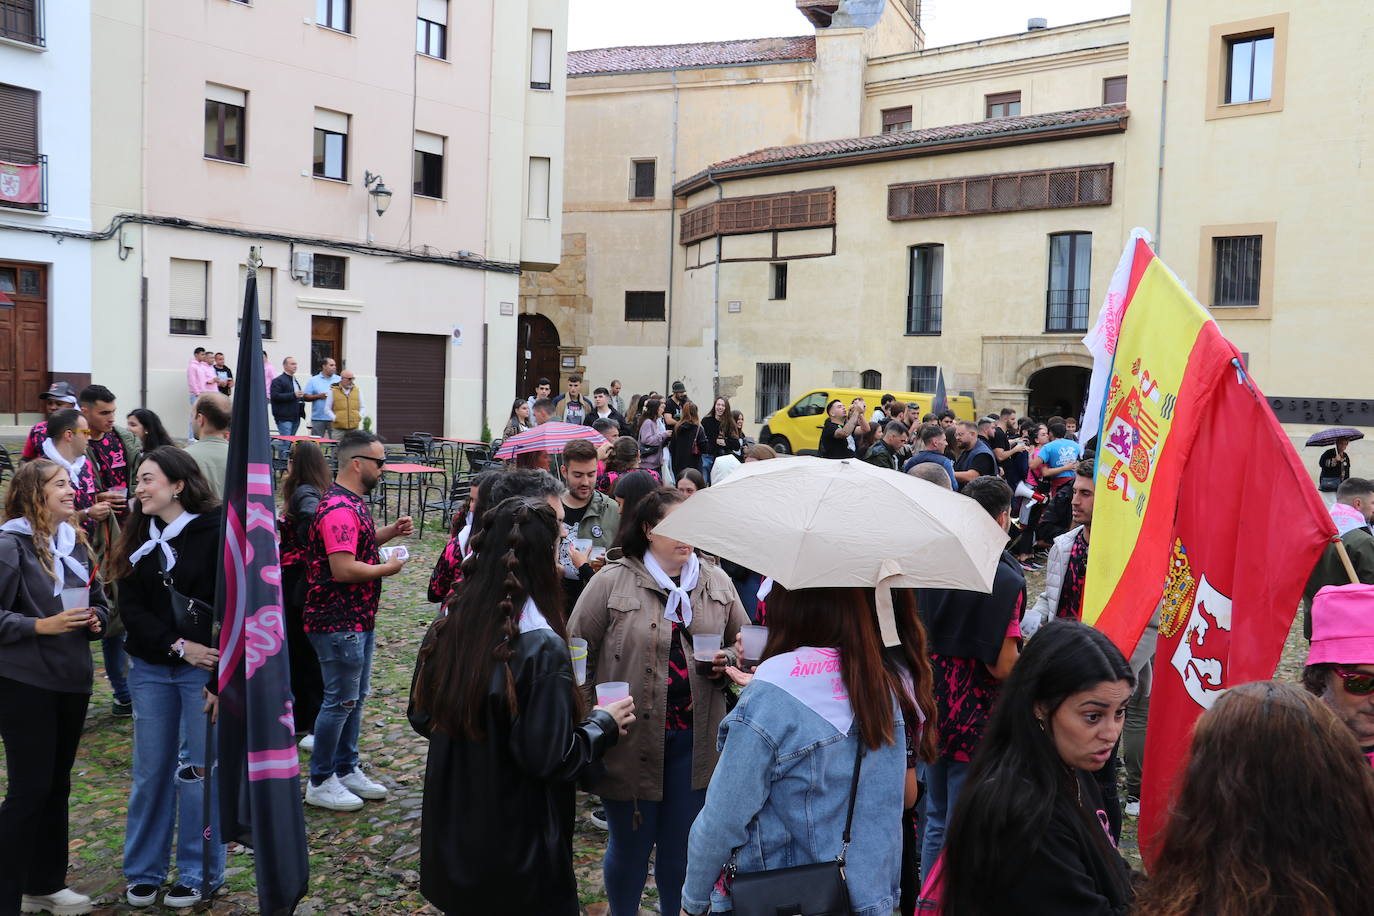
xmin=595 ymin=681 xmax=630 ymax=706
xmin=569 ymin=637 xmax=589 ymax=686
xmin=740 ymin=625 xmax=768 ymax=667
xmin=693 ymin=633 xmax=723 ymax=676
xmin=60 ymin=587 xmax=90 ymax=612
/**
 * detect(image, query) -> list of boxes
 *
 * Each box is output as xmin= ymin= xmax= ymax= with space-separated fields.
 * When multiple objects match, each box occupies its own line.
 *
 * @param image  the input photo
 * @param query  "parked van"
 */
xmin=759 ymin=387 xmax=977 ymax=455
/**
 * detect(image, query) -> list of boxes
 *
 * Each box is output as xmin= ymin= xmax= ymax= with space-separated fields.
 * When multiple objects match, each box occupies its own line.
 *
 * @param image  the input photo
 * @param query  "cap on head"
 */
xmin=671 ymin=381 xmax=686 ymax=393
xmin=1308 ymin=583 xmax=1374 ymax=666
xmin=40 ymin=381 xmax=78 ymax=405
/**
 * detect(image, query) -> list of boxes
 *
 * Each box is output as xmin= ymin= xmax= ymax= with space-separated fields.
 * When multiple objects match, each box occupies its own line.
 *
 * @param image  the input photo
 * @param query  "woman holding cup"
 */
xmin=0 ymin=460 xmax=109 ymax=916
xmin=570 ymin=486 xmax=748 ymax=916
xmin=408 ymin=496 xmax=634 ymax=916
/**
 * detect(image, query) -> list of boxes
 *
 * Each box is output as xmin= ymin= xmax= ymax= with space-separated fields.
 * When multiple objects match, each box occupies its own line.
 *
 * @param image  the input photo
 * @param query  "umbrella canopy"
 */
xmin=653 ymin=457 xmax=1008 ymax=640
xmin=493 ymin=421 xmax=606 ymax=459
xmin=1305 ymin=427 xmax=1364 ymax=447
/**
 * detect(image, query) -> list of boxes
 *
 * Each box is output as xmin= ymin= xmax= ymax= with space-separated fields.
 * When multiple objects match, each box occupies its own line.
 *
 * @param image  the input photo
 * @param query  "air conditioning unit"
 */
xmin=291 ymin=251 xmax=314 ymax=285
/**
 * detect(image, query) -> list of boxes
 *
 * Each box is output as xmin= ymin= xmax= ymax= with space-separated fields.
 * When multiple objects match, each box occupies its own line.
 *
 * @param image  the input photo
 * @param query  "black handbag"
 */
xmin=158 ymin=550 xmax=214 ymax=646
xmin=726 ymin=741 xmax=864 ymax=916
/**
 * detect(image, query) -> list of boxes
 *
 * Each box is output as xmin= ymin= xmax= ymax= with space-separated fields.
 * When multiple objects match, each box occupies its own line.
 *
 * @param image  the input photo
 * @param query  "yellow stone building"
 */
xmin=524 ymin=0 xmax=1373 ymax=467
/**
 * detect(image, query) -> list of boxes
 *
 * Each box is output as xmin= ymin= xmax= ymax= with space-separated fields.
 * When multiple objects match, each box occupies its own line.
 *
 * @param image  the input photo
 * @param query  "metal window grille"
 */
xmin=680 ymin=188 xmax=835 ymax=245
xmin=0 ymin=0 xmax=42 ymax=47
xmin=756 ymin=363 xmax=791 ymax=422
xmin=312 ymin=254 xmax=347 ymax=290
xmin=861 ymin=370 xmax=882 ymax=389
xmin=624 ymin=290 xmax=665 ymax=321
xmin=1046 ymin=232 xmax=1092 ymax=333
xmin=631 ymin=160 xmax=656 ymax=199
xmin=908 ymin=366 xmax=937 ymax=394
xmin=1212 ymin=235 xmax=1262 ymax=307
xmin=888 ymin=165 xmax=1112 ymax=221
xmin=1226 ymin=34 xmax=1275 ymax=104
xmin=906 ymin=244 xmax=943 ymax=335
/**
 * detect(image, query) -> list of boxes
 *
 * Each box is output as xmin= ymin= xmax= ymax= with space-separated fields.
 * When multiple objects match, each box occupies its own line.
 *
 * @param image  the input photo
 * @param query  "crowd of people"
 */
xmin=2 ymin=370 xmax=1373 ymax=916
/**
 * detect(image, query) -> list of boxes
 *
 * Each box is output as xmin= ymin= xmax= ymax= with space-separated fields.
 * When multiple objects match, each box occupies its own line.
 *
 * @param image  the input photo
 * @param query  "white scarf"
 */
xmin=642 ymin=550 xmax=700 ymax=627
xmin=518 ymin=596 xmax=552 ymax=634
xmin=457 ymin=512 xmax=474 ymax=557
xmin=757 ymin=577 xmax=775 ymax=602
xmin=753 ymin=646 xmax=854 ymax=736
xmin=0 ymin=518 xmax=88 ymax=596
xmin=127 ymin=512 xmax=200 ymax=570
xmin=41 ymin=438 xmax=87 ymax=489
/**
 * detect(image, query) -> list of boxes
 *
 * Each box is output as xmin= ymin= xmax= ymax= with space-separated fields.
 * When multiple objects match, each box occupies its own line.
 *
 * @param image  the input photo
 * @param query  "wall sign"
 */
xmin=1268 ymin=397 xmax=1374 ymax=425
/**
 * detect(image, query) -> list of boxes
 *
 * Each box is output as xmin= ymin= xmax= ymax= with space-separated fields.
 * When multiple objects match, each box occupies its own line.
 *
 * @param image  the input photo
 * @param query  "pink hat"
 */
xmin=1308 ymin=584 xmax=1374 ymax=666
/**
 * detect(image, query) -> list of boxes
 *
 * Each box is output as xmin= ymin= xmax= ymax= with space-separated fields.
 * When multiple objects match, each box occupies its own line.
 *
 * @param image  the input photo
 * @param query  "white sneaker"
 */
xmin=1124 ymin=796 xmax=1141 ymax=817
xmin=21 ymin=888 xmax=92 ymax=915
xmin=304 ymin=774 xmax=364 ymax=811
xmin=298 ymin=733 xmax=314 ymax=752
xmin=339 ymin=766 xmax=388 ymax=800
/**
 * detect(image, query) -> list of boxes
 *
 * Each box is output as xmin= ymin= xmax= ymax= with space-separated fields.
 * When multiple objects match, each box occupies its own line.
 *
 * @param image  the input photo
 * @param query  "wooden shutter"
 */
xmin=888 ymin=165 xmax=1113 ymax=220
xmin=0 ymin=83 xmax=39 ymax=155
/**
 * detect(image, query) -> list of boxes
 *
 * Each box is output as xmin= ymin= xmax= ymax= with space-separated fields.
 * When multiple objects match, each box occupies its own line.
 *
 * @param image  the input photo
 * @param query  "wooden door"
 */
xmin=311 ymin=316 xmax=344 ymax=374
xmin=375 ymin=331 xmax=446 ymax=441
xmin=517 ymin=313 xmax=560 ymax=398
xmin=0 ymin=261 xmax=48 ymax=416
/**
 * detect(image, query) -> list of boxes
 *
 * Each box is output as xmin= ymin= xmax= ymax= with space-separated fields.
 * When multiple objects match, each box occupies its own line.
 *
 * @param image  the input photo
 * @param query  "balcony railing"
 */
xmin=0 ymin=0 xmax=44 ymax=48
xmin=0 ymin=148 xmax=47 ymax=213
xmin=906 ymin=293 xmax=943 ymax=336
xmin=1045 ymin=288 xmax=1089 ymax=333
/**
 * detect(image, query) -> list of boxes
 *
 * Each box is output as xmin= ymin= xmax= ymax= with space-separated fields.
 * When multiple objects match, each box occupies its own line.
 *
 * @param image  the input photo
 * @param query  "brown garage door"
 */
xmin=375 ymin=332 xmax=446 ymax=443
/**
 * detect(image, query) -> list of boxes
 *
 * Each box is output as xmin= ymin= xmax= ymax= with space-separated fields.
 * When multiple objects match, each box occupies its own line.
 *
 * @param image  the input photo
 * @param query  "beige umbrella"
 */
xmin=653 ymin=456 xmax=1008 ymax=643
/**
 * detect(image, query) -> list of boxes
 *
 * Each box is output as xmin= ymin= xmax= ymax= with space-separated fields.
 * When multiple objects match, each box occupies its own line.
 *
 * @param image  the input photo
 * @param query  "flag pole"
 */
xmin=1333 ymin=537 xmax=1361 ymax=585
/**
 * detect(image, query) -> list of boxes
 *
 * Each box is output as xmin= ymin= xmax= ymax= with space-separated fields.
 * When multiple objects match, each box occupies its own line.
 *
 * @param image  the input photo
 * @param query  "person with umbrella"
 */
xmin=1312 ymin=428 xmax=1361 ymax=491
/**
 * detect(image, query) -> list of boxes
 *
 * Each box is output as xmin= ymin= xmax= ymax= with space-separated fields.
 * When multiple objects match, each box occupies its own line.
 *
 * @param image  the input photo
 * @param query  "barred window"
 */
xmin=625 ymin=291 xmax=665 ymax=322
xmin=1046 ymin=232 xmax=1091 ymax=333
xmin=889 ymin=165 xmax=1111 ymax=221
xmin=756 ymin=363 xmax=791 ymax=423
xmin=906 ymin=244 xmax=943 ymax=335
xmin=908 ymin=366 xmax=937 ymax=394
xmin=1212 ymin=236 xmax=1262 ymax=307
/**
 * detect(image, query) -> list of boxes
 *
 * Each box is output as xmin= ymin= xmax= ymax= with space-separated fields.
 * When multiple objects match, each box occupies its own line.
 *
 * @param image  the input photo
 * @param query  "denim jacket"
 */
xmin=681 ymin=677 xmax=906 ymax=915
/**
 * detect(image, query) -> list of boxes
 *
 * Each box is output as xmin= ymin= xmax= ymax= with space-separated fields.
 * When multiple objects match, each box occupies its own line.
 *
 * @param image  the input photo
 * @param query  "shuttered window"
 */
xmin=417 ymin=0 xmax=447 ymax=58
xmin=169 ymin=259 xmax=209 ymax=336
xmin=531 ymin=29 xmax=554 ymax=90
xmin=0 ymin=83 xmax=39 ymax=160
xmin=888 ymin=165 xmax=1112 ymax=221
xmin=985 ymin=91 xmax=1021 ymax=119
xmin=414 ymin=131 xmax=444 ymax=198
xmin=237 ymin=266 xmax=274 ymax=339
xmin=0 ymin=0 xmax=42 ymax=47
xmin=680 ymin=188 xmax=835 ymax=245
xmin=882 ymin=106 xmax=912 ymax=133
xmin=1103 ymin=76 xmax=1127 ymax=105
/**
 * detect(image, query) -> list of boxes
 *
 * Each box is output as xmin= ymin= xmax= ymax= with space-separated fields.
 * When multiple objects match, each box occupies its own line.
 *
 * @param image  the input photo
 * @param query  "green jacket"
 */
xmin=571 ymin=490 xmax=621 ymax=549
xmin=1303 ymin=526 xmax=1374 ymax=638
xmin=862 ymin=440 xmax=900 ymax=471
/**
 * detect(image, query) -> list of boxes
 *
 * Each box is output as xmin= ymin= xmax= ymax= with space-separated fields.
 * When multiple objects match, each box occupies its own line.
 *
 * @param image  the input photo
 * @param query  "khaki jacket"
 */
xmin=569 ymin=555 xmax=748 ymax=800
xmin=330 ymin=383 xmax=364 ymax=430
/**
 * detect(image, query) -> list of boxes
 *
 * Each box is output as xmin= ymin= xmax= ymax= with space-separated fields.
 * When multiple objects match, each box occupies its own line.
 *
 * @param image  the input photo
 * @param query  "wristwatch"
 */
xmin=169 ymin=638 xmax=187 ymax=659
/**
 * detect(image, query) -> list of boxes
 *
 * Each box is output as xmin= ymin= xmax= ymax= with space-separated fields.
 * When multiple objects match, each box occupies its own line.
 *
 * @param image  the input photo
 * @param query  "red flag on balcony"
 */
xmin=0 ymin=161 xmax=41 ymax=204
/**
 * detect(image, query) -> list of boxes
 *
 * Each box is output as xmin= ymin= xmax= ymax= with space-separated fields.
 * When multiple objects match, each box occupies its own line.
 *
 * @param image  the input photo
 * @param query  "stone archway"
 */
xmin=1018 ymin=352 xmax=1094 ymax=422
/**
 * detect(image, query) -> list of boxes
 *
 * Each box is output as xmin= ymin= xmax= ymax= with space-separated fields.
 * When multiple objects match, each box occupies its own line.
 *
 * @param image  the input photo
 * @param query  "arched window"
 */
xmin=861 ymin=369 xmax=882 ymax=389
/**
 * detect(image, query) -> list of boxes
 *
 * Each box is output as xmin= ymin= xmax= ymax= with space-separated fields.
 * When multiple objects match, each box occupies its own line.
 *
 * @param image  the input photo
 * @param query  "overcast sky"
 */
xmin=567 ymin=0 xmax=1131 ymax=51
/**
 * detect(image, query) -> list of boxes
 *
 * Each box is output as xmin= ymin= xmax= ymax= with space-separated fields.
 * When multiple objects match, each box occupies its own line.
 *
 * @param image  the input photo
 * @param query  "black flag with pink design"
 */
xmin=214 ymin=263 xmax=310 ymax=914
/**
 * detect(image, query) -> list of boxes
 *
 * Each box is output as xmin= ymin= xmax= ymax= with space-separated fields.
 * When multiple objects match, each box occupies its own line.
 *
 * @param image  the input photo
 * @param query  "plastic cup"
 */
xmin=61 ymin=587 xmax=90 ymax=612
xmin=595 ymin=681 xmax=630 ymax=707
xmin=569 ymin=638 xmax=589 ymax=686
xmin=693 ymin=633 xmax=723 ymax=676
xmin=740 ymin=625 xmax=768 ymax=668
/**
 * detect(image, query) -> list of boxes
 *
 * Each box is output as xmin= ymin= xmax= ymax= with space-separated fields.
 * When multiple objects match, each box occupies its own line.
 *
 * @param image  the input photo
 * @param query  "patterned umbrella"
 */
xmin=493 ymin=421 xmax=606 ymax=459
xmin=1305 ymin=427 xmax=1365 ymax=447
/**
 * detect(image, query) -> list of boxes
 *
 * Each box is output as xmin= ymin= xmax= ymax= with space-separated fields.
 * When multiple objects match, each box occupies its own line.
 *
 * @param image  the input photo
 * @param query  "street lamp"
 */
xmin=363 ymin=170 xmax=392 ymax=243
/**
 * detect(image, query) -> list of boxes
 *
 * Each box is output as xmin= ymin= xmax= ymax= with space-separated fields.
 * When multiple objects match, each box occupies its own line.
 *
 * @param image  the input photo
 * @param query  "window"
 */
xmin=204 ymin=84 xmax=246 ymax=163
xmin=237 ymin=265 xmax=274 ymax=339
xmin=416 ymin=0 xmax=446 ymax=59
xmin=1103 ymin=76 xmax=1127 ymax=105
xmin=1211 ymin=236 xmax=1262 ymax=307
xmin=313 ymin=108 xmax=348 ymax=181
xmin=316 ymin=0 xmax=349 ymax=33
xmin=906 ymin=244 xmax=943 ymax=335
xmin=1226 ymin=34 xmax=1274 ymax=104
xmin=169 ymin=258 xmax=209 ymax=336
xmin=861 ymin=370 xmax=882 ymax=389
xmin=756 ymin=363 xmax=791 ymax=422
xmin=530 ymin=28 xmax=553 ymax=90
xmin=630 ymin=159 xmax=656 ymax=199
xmin=891 ymin=165 xmax=1112 ymax=221
xmin=312 ymin=254 xmax=346 ymax=290
xmin=908 ymin=366 xmax=937 ymax=394
xmin=624 ymin=291 xmax=665 ymax=322
xmin=789 ymin=392 xmax=827 ymax=418
xmin=527 ymin=156 xmax=551 ymax=219
xmin=985 ymin=91 xmax=1021 ymax=119
xmin=0 ymin=83 xmax=42 ymax=211
xmin=1046 ymin=232 xmax=1091 ymax=333
xmin=882 ymin=106 xmax=912 ymax=133
xmin=770 ymin=263 xmax=788 ymax=300
xmin=0 ymin=0 xmax=43 ymax=47
xmin=414 ymin=131 xmax=444 ymax=198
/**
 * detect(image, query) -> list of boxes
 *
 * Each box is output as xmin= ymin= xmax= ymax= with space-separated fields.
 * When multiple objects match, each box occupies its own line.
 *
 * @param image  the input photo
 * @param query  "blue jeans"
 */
xmin=124 ymin=660 xmax=224 ymax=892
xmin=274 ymin=419 xmax=298 ymax=459
xmin=102 ymin=634 xmax=130 ymax=705
xmin=306 ymin=630 xmax=375 ymax=785
xmin=603 ymin=728 xmax=705 ymax=916
xmin=919 ymin=756 xmax=969 ymax=886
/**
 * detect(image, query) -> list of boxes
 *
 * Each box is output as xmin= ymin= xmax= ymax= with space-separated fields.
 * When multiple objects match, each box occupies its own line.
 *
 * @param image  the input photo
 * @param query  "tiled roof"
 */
xmin=677 ymin=105 xmax=1129 ymax=193
xmin=568 ymin=36 xmax=816 ymax=76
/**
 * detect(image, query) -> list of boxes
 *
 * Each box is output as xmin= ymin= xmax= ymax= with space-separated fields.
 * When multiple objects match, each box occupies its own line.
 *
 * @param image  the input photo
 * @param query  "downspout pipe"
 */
xmin=664 ymin=70 xmax=680 ymax=394
xmin=1154 ymin=0 xmax=1173 ymax=251
xmin=706 ymin=168 xmax=723 ymax=399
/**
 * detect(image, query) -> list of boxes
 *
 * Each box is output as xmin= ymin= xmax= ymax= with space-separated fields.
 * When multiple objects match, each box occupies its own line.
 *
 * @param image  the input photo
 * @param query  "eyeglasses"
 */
xmin=1334 ymin=668 xmax=1374 ymax=696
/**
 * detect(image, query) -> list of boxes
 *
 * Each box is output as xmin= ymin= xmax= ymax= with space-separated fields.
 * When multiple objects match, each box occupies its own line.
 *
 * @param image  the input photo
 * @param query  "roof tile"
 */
xmin=568 ymin=36 xmax=816 ymax=76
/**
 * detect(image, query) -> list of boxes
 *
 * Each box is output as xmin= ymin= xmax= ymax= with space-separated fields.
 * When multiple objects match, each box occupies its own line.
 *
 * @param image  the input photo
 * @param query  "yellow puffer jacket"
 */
xmin=330 ymin=383 xmax=364 ymax=430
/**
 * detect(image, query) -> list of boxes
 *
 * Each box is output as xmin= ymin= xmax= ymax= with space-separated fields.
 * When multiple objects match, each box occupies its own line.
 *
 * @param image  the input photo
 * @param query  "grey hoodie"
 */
xmin=0 ymin=530 xmax=109 ymax=694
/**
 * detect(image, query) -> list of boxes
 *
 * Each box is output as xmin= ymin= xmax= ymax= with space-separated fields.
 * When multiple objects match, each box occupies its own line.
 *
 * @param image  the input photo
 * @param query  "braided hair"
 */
xmin=413 ymin=495 xmax=580 ymax=739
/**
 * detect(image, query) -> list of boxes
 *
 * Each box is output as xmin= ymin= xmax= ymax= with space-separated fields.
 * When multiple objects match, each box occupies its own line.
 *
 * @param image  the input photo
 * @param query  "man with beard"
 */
xmin=558 ymin=439 xmax=621 ymax=606
xmin=302 ymin=430 xmax=413 ymax=812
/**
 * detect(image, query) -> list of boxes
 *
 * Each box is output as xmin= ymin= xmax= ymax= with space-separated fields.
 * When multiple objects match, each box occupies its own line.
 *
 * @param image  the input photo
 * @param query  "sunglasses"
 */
xmin=1334 ymin=668 xmax=1374 ymax=696
xmin=351 ymin=455 xmax=387 ymax=468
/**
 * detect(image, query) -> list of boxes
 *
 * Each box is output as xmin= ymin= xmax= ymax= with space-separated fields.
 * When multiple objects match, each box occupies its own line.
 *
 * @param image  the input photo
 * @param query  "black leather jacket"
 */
xmin=409 ymin=623 xmax=619 ymax=915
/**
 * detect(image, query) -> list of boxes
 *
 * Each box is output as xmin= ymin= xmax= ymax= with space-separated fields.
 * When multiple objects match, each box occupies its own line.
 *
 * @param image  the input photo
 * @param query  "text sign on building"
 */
xmin=1268 ymin=397 xmax=1374 ymax=425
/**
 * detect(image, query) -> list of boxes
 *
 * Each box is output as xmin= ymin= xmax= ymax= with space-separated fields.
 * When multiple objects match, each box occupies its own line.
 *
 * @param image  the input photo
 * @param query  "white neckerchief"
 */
xmin=642 ymin=550 xmax=700 ymax=627
xmin=41 ymin=438 xmax=87 ymax=488
xmin=127 ymin=512 xmax=200 ymax=570
xmin=753 ymin=646 xmax=854 ymax=736
xmin=0 ymin=518 xmax=88 ymax=596
xmin=456 ymin=518 xmax=473 ymax=557
xmin=518 ymin=596 xmax=552 ymax=634
xmin=757 ymin=577 xmax=775 ymax=602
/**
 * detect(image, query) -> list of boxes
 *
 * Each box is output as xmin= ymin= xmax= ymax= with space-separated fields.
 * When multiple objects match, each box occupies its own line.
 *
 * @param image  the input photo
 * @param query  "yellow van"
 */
xmin=759 ymin=387 xmax=977 ymax=455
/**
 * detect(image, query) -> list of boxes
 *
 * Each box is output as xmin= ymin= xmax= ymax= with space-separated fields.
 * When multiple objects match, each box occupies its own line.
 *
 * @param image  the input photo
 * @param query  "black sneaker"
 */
xmin=112 ymin=700 xmax=133 ymax=718
xmin=163 ymin=885 xmax=203 ymax=908
xmin=125 ymin=884 xmax=159 ymax=908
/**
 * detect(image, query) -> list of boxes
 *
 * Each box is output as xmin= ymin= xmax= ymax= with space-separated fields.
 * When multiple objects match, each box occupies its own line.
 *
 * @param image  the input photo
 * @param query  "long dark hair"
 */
xmin=604 ymin=437 xmax=640 ymax=474
xmin=110 ymin=446 xmax=220 ymax=578
xmin=610 ymin=470 xmax=661 ymax=546
xmin=672 ymin=401 xmax=700 ymax=438
xmin=1136 ymin=680 xmax=1374 ymax=916
xmin=128 ymin=408 xmax=175 ymax=451
xmin=413 ymin=497 xmax=575 ymax=740
xmin=762 ymin=584 xmax=896 ymax=751
xmin=281 ymin=440 xmax=332 ymax=510
xmin=618 ymin=486 xmax=684 ymax=560
xmin=942 ymin=621 xmax=1134 ymax=914
xmin=878 ymin=591 xmax=938 ymax=763
xmin=635 ymin=397 xmax=663 ymax=431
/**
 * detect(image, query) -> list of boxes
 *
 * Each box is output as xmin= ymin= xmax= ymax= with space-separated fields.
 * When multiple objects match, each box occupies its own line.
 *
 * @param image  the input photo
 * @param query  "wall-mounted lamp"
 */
xmin=364 ymin=171 xmax=392 ymax=217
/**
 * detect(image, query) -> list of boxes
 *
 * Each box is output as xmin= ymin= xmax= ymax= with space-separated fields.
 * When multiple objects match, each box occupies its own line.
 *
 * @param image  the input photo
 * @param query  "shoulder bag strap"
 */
xmin=837 ymin=739 xmax=865 ymax=864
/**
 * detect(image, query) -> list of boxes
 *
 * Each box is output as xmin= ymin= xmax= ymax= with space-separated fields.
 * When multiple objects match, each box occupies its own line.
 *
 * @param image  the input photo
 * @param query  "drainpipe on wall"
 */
xmin=664 ymin=71 xmax=680 ymax=394
xmin=139 ymin=274 xmax=148 ymax=409
xmin=1154 ymin=0 xmax=1173 ymax=253
xmin=706 ymin=169 xmax=723 ymax=399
